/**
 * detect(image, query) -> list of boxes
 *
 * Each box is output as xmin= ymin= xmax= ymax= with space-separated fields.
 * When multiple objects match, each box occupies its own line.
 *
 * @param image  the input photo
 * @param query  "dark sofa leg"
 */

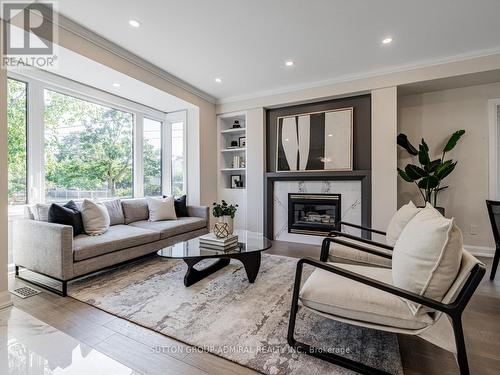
xmin=61 ymin=280 xmax=68 ymax=297
xmin=452 ymin=316 xmax=470 ymax=375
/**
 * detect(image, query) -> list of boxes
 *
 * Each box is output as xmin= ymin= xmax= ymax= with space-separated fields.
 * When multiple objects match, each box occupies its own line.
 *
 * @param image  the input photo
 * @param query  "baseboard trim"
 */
xmin=0 ymin=290 xmax=13 ymax=310
xmin=464 ymin=245 xmax=495 ymax=258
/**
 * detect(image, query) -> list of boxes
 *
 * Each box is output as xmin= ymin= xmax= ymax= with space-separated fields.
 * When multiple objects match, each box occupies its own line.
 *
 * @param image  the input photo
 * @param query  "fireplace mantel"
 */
xmin=264 ymin=170 xmax=371 ymax=239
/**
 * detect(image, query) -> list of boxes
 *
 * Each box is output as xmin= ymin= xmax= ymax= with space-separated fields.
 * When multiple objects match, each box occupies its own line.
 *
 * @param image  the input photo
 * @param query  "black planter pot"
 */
xmin=417 ymin=205 xmax=445 ymax=216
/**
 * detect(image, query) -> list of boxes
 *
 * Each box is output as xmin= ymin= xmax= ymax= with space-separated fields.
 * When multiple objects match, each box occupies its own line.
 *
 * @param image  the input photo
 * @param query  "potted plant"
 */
xmin=212 ymin=200 xmax=238 ymax=234
xmin=397 ymin=130 xmax=465 ymax=215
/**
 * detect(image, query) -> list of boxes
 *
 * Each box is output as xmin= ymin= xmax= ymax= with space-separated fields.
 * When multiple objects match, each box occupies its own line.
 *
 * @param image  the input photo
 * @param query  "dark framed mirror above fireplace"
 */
xmin=288 ymin=193 xmax=341 ymax=236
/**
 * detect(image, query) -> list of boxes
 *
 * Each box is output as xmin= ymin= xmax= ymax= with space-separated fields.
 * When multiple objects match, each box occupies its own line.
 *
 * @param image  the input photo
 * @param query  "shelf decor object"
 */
xmin=212 ymin=200 xmax=238 ymax=234
xmin=276 ymin=107 xmax=353 ymax=172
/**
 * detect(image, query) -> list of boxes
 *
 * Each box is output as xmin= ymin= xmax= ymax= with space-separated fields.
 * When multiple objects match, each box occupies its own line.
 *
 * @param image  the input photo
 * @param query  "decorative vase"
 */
xmin=213 ymin=222 xmax=230 ymax=238
xmin=216 ymin=215 xmax=234 ymax=234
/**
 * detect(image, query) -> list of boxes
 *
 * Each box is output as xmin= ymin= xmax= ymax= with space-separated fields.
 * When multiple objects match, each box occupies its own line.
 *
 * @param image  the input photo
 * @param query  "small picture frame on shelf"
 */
xmin=230 ymin=174 xmax=243 ymax=189
xmin=238 ymin=136 xmax=246 ymax=148
xmin=228 ymin=140 xmax=239 ymax=148
xmin=232 ymin=120 xmax=241 ymax=129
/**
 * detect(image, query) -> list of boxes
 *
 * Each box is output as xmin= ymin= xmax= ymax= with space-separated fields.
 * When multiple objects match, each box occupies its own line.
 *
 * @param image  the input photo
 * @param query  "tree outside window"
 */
xmin=44 ymin=89 xmax=134 ymax=202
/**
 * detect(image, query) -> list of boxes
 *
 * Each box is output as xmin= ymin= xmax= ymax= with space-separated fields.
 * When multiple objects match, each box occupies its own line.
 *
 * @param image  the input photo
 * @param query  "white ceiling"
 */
xmin=57 ymin=0 xmax=500 ymax=102
xmin=45 ymin=46 xmax=192 ymax=112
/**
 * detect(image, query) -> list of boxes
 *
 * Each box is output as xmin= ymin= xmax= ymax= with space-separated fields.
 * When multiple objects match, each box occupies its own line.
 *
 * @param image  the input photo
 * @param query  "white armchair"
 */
xmin=288 ymin=237 xmax=485 ymax=375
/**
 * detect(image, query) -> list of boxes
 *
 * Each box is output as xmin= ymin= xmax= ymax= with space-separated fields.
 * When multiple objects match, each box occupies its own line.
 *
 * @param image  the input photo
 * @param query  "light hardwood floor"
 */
xmin=9 ymin=241 xmax=500 ymax=375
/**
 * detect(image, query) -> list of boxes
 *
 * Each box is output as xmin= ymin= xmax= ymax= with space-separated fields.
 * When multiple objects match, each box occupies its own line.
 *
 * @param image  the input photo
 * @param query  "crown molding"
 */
xmin=216 ymin=46 xmax=500 ymax=105
xmin=54 ymin=13 xmax=216 ymax=104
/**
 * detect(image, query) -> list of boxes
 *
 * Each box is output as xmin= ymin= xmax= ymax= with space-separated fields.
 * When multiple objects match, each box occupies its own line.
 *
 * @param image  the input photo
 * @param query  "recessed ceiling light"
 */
xmin=129 ymin=19 xmax=141 ymax=28
xmin=285 ymin=60 xmax=294 ymax=67
xmin=112 ymin=83 xmax=121 ymax=87
xmin=382 ymin=37 xmax=393 ymax=45
xmin=328 ymin=134 xmax=333 ymax=137
xmin=214 ymin=77 xmax=222 ymax=84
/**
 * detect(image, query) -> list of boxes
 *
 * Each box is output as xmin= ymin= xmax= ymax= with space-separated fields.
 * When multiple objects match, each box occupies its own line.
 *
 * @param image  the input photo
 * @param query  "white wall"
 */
xmin=372 ymin=87 xmax=398 ymax=229
xmin=398 ymin=81 xmax=500 ymax=250
xmin=246 ymin=108 xmax=265 ymax=232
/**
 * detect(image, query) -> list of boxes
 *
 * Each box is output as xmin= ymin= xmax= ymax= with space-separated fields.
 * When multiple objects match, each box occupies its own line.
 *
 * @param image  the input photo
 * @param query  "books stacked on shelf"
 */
xmin=199 ymin=233 xmax=239 ymax=251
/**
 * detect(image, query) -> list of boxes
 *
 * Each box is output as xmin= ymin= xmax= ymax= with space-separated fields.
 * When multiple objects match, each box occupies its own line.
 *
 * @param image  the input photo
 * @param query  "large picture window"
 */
xmin=44 ymin=89 xmax=134 ymax=202
xmin=7 ymin=78 xmax=28 ymax=206
xmin=6 ymin=71 xmax=189 ymax=214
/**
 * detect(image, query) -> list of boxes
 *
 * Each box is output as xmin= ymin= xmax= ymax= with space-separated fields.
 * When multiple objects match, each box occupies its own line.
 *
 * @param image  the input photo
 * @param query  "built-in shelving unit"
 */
xmin=217 ymin=112 xmax=247 ymax=229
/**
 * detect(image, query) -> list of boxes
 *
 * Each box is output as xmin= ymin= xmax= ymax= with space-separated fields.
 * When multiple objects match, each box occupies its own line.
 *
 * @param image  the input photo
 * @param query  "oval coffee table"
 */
xmin=157 ymin=230 xmax=272 ymax=287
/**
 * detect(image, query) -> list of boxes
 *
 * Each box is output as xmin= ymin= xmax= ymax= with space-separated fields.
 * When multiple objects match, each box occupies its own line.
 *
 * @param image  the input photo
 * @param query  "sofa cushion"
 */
xmin=392 ymin=204 xmax=463 ymax=315
xmin=146 ymin=196 xmax=177 ymax=221
xmin=81 ymin=199 xmax=110 ymax=236
xmin=128 ymin=217 xmax=207 ymax=239
xmin=74 ymin=225 xmax=160 ymax=261
xmin=31 ymin=203 xmax=51 ymax=221
xmin=48 ymin=200 xmax=84 ymax=236
xmin=386 ymin=201 xmax=421 ymax=246
xmin=300 ymin=262 xmax=433 ymax=330
xmin=103 ymin=199 xmax=125 ymax=225
xmin=122 ymin=198 xmax=149 ymax=224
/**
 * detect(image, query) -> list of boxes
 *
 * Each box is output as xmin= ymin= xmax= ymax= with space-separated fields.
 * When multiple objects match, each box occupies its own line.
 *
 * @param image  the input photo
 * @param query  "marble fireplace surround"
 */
xmin=264 ymin=171 xmax=371 ymax=245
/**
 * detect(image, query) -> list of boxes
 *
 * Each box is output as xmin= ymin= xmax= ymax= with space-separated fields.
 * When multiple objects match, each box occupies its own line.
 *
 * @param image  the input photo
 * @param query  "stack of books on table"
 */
xmin=199 ymin=233 xmax=239 ymax=251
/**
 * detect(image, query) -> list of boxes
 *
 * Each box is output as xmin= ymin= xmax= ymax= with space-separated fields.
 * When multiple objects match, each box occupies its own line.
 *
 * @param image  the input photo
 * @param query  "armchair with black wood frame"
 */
xmin=485 ymin=200 xmax=500 ymax=280
xmin=288 ymin=236 xmax=485 ymax=375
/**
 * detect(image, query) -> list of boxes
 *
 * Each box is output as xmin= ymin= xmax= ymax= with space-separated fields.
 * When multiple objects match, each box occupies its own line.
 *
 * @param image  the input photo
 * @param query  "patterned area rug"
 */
xmin=69 ymin=254 xmax=403 ymax=374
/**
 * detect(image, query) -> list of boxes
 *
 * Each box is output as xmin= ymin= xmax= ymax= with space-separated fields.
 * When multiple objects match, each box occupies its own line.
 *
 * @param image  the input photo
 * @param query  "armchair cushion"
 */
xmin=386 ymin=201 xmax=420 ymax=246
xmin=328 ymin=238 xmax=392 ymax=268
xmin=300 ymin=262 xmax=434 ymax=330
xmin=392 ymin=204 xmax=462 ymax=315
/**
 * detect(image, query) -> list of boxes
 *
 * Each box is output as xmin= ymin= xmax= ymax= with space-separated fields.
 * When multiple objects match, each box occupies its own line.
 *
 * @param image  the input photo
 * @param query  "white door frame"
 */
xmin=488 ymin=98 xmax=500 ymax=200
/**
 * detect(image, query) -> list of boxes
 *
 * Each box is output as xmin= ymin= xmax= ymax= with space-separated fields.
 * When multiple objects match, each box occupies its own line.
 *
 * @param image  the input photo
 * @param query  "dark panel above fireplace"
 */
xmin=266 ymin=94 xmax=371 ymax=173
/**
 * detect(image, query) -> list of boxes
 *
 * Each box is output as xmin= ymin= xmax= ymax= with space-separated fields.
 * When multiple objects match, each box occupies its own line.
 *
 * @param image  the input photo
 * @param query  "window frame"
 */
xmin=165 ymin=110 xmax=188 ymax=196
xmin=6 ymin=77 xmax=29 ymax=212
xmin=7 ymin=70 xmax=188 ymax=214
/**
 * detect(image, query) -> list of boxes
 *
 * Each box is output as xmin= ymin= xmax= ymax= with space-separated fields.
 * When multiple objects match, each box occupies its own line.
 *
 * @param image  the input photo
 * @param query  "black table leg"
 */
xmin=235 ymin=251 xmax=261 ymax=283
xmin=183 ymin=258 xmax=230 ymax=287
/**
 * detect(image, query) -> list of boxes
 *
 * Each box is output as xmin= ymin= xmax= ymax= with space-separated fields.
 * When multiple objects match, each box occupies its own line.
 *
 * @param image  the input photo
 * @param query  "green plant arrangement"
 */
xmin=397 ymin=130 xmax=465 ymax=207
xmin=212 ymin=200 xmax=239 ymax=218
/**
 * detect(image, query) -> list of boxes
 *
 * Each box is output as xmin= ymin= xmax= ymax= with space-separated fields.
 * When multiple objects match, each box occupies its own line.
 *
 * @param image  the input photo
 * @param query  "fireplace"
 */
xmin=288 ymin=193 xmax=341 ymax=236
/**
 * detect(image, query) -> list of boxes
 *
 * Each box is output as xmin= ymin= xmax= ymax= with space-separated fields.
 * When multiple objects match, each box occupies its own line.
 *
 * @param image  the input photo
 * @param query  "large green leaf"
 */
xmin=398 ymin=168 xmax=415 ymax=182
xmin=405 ymin=164 xmax=427 ymax=179
xmin=418 ymin=143 xmax=430 ymax=166
xmin=397 ymin=134 xmax=418 ymax=156
xmin=435 ymin=161 xmax=457 ymax=180
xmin=418 ymin=175 xmax=439 ymax=189
xmin=425 ymin=159 xmax=441 ymax=173
xmin=443 ymin=130 xmax=465 ymax=152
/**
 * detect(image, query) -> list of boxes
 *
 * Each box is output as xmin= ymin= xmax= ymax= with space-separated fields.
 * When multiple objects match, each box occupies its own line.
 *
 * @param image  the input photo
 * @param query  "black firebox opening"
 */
xmin=288 ymin=193 xmax=341 ymax=236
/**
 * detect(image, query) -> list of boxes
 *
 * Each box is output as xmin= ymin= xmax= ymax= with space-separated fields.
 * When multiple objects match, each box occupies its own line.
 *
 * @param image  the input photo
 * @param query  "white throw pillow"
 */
xmin=386 ymin=201 xmax=421 ymax=246
xmin=146 ymin=196 xmax=177 ymax=221
xmin=392 ymin=203 xmax=462 ymax=315
xmin=81 ymin=199 xmax=110 ymax=236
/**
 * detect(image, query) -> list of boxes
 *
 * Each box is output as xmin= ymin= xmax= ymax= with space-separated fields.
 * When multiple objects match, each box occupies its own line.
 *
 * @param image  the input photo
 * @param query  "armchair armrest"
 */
xmin=296 ymin=257 xmax=485 ymax=314
xmin=320 ymin=236 xmax=392 ymax=262
xmin=12 ymin=219 xmax=74 ymax=280
xmin=338 ymin=221 xmax=387 ymax=236
xmin=187 ymin=205 xmax=209 ymax=221
xmin=328 ymin=230 xmax=394 ymax=251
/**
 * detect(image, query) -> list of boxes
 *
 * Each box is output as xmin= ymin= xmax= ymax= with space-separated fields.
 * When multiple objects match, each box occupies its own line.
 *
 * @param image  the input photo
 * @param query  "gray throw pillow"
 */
xmin=103 ymin=199 xmax=125 ymax=226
